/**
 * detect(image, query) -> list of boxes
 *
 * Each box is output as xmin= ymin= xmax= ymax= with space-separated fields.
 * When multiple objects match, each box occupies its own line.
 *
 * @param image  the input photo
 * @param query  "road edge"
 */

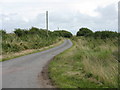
xmin=38 ymin=57 xmax=56 ymax=88
xmin=39 ymin=39 xmax=73 ymax=88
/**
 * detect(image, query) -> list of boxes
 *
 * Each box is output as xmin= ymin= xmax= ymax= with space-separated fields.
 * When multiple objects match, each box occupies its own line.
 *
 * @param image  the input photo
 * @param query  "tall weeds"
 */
xmin=2 ymin=31 xmax=61 ymax=55
xmin=76 ymin=37 xmax=118 ymax=87
xmin=49 ymin=36 xmax=118 ymax=88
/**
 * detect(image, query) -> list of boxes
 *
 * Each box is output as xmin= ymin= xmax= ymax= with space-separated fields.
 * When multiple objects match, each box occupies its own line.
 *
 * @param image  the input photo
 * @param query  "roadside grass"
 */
xmin=48 ymin=36 xmax=118 ymax=88
xmin=2 ymin=33 xmax=61 ymax=54
xmin=1 ymin=38 xmax=64 ymax=62
xmin=1 ymin=29 xmax=65 ymax=61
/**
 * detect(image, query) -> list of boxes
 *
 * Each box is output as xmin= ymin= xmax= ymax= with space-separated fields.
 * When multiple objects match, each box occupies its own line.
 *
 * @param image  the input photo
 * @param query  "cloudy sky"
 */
xmin=0 ymin=0 xmax=119 ymax=34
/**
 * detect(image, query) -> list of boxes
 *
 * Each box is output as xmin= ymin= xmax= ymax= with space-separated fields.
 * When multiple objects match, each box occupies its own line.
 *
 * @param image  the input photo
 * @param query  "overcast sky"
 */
xmin=0 ymin=0 xmax=119 ymax=34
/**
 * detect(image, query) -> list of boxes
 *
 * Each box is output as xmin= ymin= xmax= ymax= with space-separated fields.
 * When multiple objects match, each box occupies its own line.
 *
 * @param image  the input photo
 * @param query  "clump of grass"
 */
xmin=48 ymin=37 xmax=118 ymax=88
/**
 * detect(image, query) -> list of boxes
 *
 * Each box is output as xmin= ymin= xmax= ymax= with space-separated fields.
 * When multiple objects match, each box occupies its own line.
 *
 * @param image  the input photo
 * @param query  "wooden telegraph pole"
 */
xmin=46 ymin=11 xmax=49 ymax=37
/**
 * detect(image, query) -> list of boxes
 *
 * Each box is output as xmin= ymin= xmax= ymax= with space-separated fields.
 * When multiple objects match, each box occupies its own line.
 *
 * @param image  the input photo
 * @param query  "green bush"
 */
xmin=53 ymin=30 xmax=73 ymax=38
xmin=76 ymin=28 xmax=118 ymax=39
xmin=76 ymin=28 xmax=93 ymax=37
xmin=94 ymin=31 xmax=118 ymax=39
xmin=14 ymin=29 xmax=25 ymax=37
xmin=0 ymin=30 xmax=6 ymax=35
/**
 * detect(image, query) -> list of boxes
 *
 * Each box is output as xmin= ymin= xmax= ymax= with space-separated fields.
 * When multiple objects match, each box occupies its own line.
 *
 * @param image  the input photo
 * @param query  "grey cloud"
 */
xmin=1 ymin=3 xmax=118 ymax=35
xmin=48 ymin=4 xmax=117 ymax=34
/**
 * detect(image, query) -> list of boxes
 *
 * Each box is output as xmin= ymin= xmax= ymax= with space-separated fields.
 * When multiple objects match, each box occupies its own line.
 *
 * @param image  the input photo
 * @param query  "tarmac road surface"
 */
xmin=2 ymin=39 xmax=73 ymax=88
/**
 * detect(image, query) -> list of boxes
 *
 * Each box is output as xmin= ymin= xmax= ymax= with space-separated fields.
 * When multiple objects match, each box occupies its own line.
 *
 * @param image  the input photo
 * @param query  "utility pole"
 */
xmin=58 ymin=27 xmax=59 ymax=30
xmin=46 ymin=11 xmax=49 ymax=37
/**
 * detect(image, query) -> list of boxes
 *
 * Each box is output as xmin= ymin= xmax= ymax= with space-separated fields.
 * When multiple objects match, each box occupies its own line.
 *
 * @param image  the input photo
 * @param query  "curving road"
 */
xmin=2 ymin=39 xmax=73 ymax=88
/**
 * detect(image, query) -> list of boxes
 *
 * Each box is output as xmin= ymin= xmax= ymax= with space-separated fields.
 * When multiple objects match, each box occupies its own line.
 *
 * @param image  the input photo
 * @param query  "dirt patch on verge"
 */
xmin=38 ymin=58 xmax=56 ymax=88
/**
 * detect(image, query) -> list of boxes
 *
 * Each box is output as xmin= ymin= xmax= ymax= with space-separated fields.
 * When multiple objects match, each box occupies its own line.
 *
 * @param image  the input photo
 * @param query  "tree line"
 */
xmin=0 ymin=27 xmax=73 ymax=38
xmin=1 ymin=27 xmax=118 ymax=39
xmin=76 ymin=28 xmax=118 ymax=39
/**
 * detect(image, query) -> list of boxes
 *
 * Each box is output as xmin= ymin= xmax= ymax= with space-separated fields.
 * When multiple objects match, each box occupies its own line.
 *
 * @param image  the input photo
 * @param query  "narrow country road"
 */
xmin=2 ymin=39 xmax=73 ymax=88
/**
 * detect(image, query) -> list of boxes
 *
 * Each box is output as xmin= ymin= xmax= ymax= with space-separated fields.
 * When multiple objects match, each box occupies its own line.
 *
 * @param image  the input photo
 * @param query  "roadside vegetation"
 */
xmin=1 ymin=27 xmax=72 ymax=61
xmin=48 ymin=28 xmax=119 ymax=88
xmin=1 ymin=27 xmax=119 ymax=88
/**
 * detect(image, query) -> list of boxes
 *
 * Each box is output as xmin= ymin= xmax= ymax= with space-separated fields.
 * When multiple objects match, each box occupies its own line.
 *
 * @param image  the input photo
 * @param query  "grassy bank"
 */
xmin=1 ymin=27 xmax=72 ymax=55
xmin=2 ymin=31 xmax=60 ymax=55
xmin=1 ymin=27 xmax=71 ymax=61
xmin=48 ymin=37 xmax=118 ymax=88
xmin=1 ymin=38 xmax=64 ymax=61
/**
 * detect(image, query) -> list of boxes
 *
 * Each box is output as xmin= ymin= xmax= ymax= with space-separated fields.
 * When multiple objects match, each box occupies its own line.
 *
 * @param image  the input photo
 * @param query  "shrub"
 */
xmin=76 ymin=28 xmax=93 ymax=37
xmin=14 ymin=29 xmax=24 ymax=37
xmin=53 ymin=30 xmax=73 ymax=38
xmin=94 ymin=31 xmax=118 ymax=39
xmin=29 ymin=27 xmax=39 ymax=34
xmin=0 ymin=30 xmax=6 ymax=35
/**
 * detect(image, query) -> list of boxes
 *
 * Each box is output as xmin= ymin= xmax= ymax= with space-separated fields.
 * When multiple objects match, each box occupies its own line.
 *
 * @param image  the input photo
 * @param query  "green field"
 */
xmin=48 ymin=37 xmax=118 ymax=88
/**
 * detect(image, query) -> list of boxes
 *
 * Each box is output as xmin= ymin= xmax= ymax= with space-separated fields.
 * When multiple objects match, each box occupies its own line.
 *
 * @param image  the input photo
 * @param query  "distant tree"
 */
xmin=94 ymin=31 xmax=118 ymax=39
xmin=53 ymin=30 xmax=73 ymax=38
xmin=29 ymin=27 xmax=40 ymax=34
xmin=118 ymin=33 xmax=120 ymax=38
xmin=14 ymin=29 xmax=24 ymax=37
xmin=76 ymin=28 xmax=93 ymax=37
xmin=0 ymin=30 xmax=6 ymax=35
xmin=23 ymin=30 xmax=29 ymax=35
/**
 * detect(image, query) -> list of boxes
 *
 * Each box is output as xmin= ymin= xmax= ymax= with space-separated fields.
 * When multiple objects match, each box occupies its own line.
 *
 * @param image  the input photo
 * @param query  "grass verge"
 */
xmin=48 ymin=37 xmax=118 ymax=88
xmin=1 ymin=38 xmax=64 ymax=62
